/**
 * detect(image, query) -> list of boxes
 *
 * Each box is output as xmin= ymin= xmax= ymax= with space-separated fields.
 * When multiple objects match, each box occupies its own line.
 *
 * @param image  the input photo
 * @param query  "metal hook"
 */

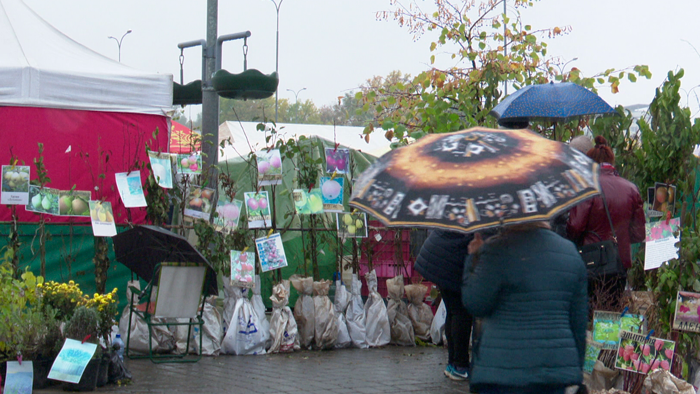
xmin=243 ymin=37 xmax=249 ymax=71
xmin=179 ymin=49 xmax=185 ymax=85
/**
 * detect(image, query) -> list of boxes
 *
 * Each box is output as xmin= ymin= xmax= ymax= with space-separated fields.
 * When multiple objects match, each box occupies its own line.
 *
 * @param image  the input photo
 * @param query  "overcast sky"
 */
xmin=21 ymin=0 xmax=700 ymax=118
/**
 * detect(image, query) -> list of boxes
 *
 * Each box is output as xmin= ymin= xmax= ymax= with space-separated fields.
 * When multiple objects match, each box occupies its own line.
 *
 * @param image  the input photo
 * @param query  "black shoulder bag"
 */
xmin=578 ymin=189 xmax=624 ymax=279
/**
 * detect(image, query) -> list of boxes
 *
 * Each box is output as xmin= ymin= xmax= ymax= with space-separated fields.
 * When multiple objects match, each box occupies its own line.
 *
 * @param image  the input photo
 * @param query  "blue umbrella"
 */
xmin=490 ymin=82 xmax=617 ymax=123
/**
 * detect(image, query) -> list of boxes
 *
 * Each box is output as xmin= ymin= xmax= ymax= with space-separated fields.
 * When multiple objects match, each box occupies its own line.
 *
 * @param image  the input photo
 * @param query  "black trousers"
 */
xmin=440 ymin=287 xmax=473 ymax=369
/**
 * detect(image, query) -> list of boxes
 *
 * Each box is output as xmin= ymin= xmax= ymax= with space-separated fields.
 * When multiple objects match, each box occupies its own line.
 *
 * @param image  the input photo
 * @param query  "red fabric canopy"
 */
xmin=0 ymin=106 xmax=169 ymax=224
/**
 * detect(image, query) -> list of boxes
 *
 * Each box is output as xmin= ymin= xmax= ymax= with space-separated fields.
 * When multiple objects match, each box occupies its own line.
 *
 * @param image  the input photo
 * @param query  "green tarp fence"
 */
xmin=0 ymin=135 xmax=378 ymax=315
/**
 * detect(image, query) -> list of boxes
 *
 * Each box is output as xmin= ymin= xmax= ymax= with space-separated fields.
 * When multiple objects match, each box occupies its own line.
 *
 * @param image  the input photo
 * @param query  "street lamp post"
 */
xmin=286 ymin=87 xmax=306 ymax=103
xmin=270 ymin=0 xmax=283 ymax=123
xmin=107 ymin=30 xmax=132 ymax=62
xmin=557 ymin=57 xmax=579 ymax=77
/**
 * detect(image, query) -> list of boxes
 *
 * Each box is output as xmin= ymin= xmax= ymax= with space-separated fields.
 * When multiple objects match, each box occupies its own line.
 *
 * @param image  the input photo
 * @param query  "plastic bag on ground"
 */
xmin=268 ymin=280 xmax=300 ymax=353
xmin=169 ymin=318 xmax=191 ymax=354
xmin=333 ymin=279 xmax=352 ymax=349
xmin=386 ymin=275 xmax=415 ymax=346
xmin=221 ymin=286 xmax=267 ymax=355
xmin=430 ymin=299 xmax=447 ymax=345
xmin=290 ymin=275 xmax=315 ymax=349
xmin=405 ymin=284 xmax=433 ymax=342
xmin=251 ymin=275 xmax=271 ymax=350
xmin=313 ymin=279 xmax=339 ymax=350
xmin=363 ymin=269 xmax=391 ymax=347
xmin=345 ymin=274 xmax=369 ymax=349
xmin=643 ymin=368 xmax=694 ymax=394
xmin=119 ymin=280 xmax=175 ymax=354
xmin=193 ymin=295 xmax=222 ymax=356
xmin=107 ymin=348 xmax=132 ymax=383
xmin=586 ymin=360 xmax=620 ymax=392
xmin=222 ymin=277 xmax=241 ymax=336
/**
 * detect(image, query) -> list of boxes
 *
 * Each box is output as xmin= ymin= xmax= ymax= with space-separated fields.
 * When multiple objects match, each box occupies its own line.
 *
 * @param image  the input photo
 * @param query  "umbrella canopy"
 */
xmin=490 ymin=82 xmax=617 ymax=123
xmin=113 ymin=225 xmax=218 ymax=296
xmin=169 ymin=120 xmax=201 ymax=154
xmin=349 ymin=127 xmax=600 ymax=234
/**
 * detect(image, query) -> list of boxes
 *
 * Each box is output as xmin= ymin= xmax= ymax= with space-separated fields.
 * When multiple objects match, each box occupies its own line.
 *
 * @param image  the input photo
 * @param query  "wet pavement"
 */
xmin=36 ymin=345 xmax=471 ymax=394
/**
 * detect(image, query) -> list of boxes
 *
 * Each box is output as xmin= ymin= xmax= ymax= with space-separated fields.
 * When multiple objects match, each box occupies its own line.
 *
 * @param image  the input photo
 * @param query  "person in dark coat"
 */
xmin=462 ymin=222 xmax=587 ymax=394
xmin=567 ymin=135 xmax=645 ymax=307
xmin=414 ymin=230 xmax=485 ymax=381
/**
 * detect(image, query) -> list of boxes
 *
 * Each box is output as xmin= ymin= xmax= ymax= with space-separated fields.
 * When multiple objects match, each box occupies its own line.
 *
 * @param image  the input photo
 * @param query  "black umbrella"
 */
xmin=113 ymin=225 xmax=218 ymax=296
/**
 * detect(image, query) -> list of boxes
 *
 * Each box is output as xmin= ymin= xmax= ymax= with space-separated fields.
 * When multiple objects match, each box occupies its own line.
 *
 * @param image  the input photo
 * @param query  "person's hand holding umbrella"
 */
xmin=468 ymin=232 xmax=484 ymax=255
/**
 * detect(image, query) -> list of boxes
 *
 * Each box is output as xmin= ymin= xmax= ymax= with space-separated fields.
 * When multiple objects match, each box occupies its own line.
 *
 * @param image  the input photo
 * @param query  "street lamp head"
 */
xmin=126 ymin=29 xmax=132 ymax=34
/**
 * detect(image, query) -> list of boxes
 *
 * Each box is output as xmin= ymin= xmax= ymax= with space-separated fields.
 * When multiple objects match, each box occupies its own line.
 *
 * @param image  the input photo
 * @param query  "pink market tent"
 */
xmin=0 ymin=0 xmax=172 ymax=224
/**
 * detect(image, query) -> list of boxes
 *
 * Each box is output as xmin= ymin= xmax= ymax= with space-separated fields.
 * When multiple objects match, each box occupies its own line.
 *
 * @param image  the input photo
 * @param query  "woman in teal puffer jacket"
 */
xmin=462 ymin=221 xmax=587 ymax=394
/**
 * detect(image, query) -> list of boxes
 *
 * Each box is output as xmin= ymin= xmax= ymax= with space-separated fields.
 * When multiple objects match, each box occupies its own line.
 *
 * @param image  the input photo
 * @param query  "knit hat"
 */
xmin=569 ymin=135 xmax=593 ymax=153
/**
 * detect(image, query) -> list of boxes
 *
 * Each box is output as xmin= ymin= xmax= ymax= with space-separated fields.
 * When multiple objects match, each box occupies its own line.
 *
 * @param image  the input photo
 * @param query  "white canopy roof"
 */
xmin=218 ymin=121 xmax=392 ymax=160
xmin=0 ymin=0 xmax=173 ymax=115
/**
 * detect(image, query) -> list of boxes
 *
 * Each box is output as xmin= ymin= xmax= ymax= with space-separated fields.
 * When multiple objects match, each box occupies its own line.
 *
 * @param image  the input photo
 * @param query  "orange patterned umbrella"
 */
xmin=169 ymin=120 xmax=201 ymax=154
xmin=349 ymin=127 xmax=601 ymax=234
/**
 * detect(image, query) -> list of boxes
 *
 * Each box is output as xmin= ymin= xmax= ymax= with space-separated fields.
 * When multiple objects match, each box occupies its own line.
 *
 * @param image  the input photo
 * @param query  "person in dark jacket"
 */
xmin=414 ymin=230 xmax=474 ymax=381
xmin=462 ymin=222 xmax=587 ymax=394
xmin=567 ymin=135 xmax=645 ymax=307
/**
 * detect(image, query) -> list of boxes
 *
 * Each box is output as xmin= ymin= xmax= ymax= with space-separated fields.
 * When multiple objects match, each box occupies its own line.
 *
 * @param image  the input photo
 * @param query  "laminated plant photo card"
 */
xmin=255 ymin=233 xmax=288 ymax=272
xmin=320 ymin=176 xmax=344 ymax=213
xmin=147 ymin=151 xmax=173 ymax=188
xmin=245 ymin=191 xmax=271 ymax=229
xmin=1 ymin=165 xmax=30 ymax=205
xmin=257 ymin=149 xmax=283 ymax=186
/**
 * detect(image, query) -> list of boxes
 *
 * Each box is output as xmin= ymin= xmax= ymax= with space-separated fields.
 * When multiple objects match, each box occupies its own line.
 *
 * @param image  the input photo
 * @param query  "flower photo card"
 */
xmin=644 ymin=217 xmax=680 ymax=270
xmin=48 ymin=339 xmax=98 ymax=383
xmin=115 ymin=171 xmax=147 ymax=208
xmin=231 ymin=250 xmax=255 ymax=288
xmin=615 ymin=330 xmax=675 ymax=374
xmin=4 ymin=360 xmax=33 ymax=394
xmin=673 ymin=291 xmax=700 ymax=333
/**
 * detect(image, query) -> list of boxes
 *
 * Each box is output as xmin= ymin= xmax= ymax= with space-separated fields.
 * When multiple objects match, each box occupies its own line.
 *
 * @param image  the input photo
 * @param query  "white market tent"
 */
xmin=0 ymin=0 xmax=172 ymax=115
xmin=218 ymin=121 xmax=391 ymax=160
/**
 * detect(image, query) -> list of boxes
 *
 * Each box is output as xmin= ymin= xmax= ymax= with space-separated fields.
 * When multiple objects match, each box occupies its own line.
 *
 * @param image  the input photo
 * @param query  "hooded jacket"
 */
xmin=566 ymin=165 xmax=646 ymax=269
xmin=414 ymin=230 xmax=473 ymax=293
xmin=462 ymin=228 xmax=587 ymax=390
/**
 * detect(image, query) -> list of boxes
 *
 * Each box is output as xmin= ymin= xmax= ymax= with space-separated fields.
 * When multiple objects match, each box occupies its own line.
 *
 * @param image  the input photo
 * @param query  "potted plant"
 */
xmin=61 ymin=306 xmax=101 ymax=392
xmin=0 ymin=263 xmax=62 ymax=388
xmin=39 ymin=280 xmax=84 ymax=322
xmin=80 ymin=288 xmax=118 ymax=387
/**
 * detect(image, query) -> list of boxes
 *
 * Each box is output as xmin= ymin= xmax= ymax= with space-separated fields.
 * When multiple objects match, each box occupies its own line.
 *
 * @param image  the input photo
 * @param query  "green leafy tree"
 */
xmin=359 ymin=0 xmax=650 ymax=145
xmin=590 ymin=70 xmax=700 ymax=369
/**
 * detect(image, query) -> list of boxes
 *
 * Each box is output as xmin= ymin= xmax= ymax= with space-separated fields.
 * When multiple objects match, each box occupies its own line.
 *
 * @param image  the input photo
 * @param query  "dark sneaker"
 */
xmin=447 ymin=366 xmax=469 ymax=381
xmin=443 ymin=364 xmax=454 ymax=378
